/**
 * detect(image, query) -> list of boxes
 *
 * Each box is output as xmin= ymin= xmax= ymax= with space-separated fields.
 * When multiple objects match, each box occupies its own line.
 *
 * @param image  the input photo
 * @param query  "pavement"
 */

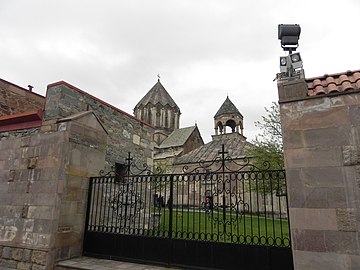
xmin=56 ymin=256 xmax=183 ymax=270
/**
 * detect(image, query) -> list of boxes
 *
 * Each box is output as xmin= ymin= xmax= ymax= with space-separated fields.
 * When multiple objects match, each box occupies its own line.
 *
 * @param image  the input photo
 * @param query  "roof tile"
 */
xmin=306 ymin=69 xmax=360 ymax=96
xmin=328 ymin=83 xmax=338 ymax=93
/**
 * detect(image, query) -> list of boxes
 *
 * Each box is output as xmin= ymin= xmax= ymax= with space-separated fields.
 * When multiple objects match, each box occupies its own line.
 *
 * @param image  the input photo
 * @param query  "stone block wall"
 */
xmin=0 ymin=79 xmax=156 ymax=269
xmin=182 ymin=126 xmax=204 ymax=155
xmin=0 ymin=112 xmax=107 ymax=269
xmin=0 ymin=79 xmax=45 ymax=117
xmin=54 ymin=113 xmax=107 ymax=262
xmin=45 ymin=82 xmax=154 ymax=170
xmin=0 ymin=131 xmax=69 ymax=269
xmin=278 ymin=79 xmax=360 ymax=269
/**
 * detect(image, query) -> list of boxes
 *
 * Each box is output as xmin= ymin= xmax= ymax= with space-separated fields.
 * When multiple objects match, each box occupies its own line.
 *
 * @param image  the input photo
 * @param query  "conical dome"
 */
xmin=214 ymin=96 xmax=244 ymax=136
xmin=134 ymin=79 xmax=181 ymax=145
xmin=135 ymin=80 xmax=180 ymax=111
xmin=214 ymin=96 xmax=242 ymax=118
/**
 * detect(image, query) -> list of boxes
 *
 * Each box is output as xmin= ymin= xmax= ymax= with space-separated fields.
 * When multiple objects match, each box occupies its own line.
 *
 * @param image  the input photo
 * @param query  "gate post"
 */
xmin=278 ymin=74 xmax=360 ymax=269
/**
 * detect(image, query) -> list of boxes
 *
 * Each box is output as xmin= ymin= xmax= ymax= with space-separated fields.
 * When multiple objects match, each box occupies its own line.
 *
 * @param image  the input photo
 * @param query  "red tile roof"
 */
xmin=306 ymin=69 xmax=360 ymax=96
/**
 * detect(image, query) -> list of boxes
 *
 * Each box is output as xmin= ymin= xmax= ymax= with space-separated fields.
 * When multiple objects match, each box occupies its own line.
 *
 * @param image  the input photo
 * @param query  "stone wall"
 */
xmin=0 ymin=79 xmax=45 ymax=117
xmin=0 ymin=130 xmax=70 ymax=269
xmin=0 ymin=112 xmax=107 ymax=269
xmin=278 ymin=78 xmax=360 ymax=269
xmin=0 ymin=79 xmax=155 ymax=269
xmin=182 ymin=127 xmax=203 ymax=155
xmin=54 ymin=113 xmax=107 ymax=263
xmin=0 ymin=246 xmax=48 ymax=270
xmin=45 ymin=82 xmax=154 ymax=169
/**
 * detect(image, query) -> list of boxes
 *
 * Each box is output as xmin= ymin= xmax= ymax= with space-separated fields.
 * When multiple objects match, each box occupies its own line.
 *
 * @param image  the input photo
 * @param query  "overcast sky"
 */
xmin=1 ymin=0 xmax=359 ymax=143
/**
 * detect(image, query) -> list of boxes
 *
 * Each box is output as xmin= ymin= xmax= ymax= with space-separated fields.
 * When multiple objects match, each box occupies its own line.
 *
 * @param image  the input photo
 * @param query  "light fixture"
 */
xmin=278 ymin=24 xmax=301 ymax=53
xmin=289 ymin=52 xmax=302 ymax=69
xmin=280 ymin=56 xmax=288 ymax=73
xmin=278 ymin=24 xmax=303 ymax=76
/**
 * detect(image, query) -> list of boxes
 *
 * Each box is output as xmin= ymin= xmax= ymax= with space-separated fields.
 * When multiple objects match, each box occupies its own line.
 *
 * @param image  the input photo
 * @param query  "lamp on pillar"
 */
xmin=277 ymin=24 xmax=304 ymax=78
xmin=277 ymin=24 xmax=308 ymax=101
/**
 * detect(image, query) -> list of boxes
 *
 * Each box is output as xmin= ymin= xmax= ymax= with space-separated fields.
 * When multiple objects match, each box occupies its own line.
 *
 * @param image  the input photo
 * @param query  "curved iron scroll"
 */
xmin=182 ymin=145 xmax=273 ymax=174
xmin=99 ymin=152 xmax=154 ymax=177
xmin=88 ymin=146 xmax=290 ymax=247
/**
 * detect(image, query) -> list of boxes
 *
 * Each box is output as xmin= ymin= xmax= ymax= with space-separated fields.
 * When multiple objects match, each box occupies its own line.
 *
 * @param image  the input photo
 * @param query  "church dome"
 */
xmin=135 ymin=79 xmax=180 ymax=111
xmin=214 ymin=96 xmax=242 ymax=118
xmin=134 ymin=79 xmax=181 ymax=145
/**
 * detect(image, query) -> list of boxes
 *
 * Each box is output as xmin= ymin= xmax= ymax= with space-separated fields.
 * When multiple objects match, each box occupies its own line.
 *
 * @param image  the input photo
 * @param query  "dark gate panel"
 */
xmin=83 ymin=147 xmax=293 ymax=270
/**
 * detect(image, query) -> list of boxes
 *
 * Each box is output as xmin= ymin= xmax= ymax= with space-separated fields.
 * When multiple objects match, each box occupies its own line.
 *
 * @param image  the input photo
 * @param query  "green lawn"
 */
xmin=148 ymin=208 xmax=290 ymax=246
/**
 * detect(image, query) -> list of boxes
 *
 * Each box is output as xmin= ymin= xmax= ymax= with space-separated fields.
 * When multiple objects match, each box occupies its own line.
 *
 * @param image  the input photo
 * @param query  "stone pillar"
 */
xmin=278 ymin=78 xmax=360 ymax=269
xmin=54 ymin=112 xmax=107 ymax=262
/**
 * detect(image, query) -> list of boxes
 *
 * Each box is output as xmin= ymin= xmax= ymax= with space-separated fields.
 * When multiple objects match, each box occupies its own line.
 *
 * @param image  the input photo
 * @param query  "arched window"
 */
xmin=226 ymin=119 xmax=236 ymax=133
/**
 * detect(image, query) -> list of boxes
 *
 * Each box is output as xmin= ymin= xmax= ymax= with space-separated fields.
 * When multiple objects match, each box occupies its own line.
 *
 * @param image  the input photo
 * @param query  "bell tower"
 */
xmin=214 ymin=96 xmax=244 ymax=136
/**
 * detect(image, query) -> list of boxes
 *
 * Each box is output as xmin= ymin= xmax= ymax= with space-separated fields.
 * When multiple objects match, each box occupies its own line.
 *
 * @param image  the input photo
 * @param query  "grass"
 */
xmin=149 ymin=208 xmax=290 ymax=246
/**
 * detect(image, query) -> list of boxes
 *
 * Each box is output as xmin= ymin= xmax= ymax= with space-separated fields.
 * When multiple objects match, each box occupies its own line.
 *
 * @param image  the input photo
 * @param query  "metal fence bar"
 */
xmin=85 ymin=152 xmax=291 ymax=248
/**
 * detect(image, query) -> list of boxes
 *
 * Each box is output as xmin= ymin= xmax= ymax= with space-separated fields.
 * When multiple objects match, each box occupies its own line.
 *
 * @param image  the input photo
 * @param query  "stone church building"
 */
xmin=0 ymin=76 xmax=250 ymax=269
xmin=134 ymin=79 xmax=205 ymax=172
xmin=174 ymin=96 xmax=251 ymax=171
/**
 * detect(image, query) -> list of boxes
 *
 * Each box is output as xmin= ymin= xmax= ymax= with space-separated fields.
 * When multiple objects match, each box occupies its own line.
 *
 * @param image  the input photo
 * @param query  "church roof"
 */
xmin=158 ymin=126 xmax=197 ymax=149
xmin=174 ymin=132 xmax=249 ymax=164
xmin=135 ymin=80 xmax=180 ymax=111
xmin=214 ymin=96 xmax=242 ymax=118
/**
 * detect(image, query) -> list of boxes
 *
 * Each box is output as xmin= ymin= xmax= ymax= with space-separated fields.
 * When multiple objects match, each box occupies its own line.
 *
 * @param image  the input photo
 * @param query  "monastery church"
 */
xmin=134 ymin=78 xmax=251 ymax=170
xmin=0 ymin=75 xmax=250 ymax=268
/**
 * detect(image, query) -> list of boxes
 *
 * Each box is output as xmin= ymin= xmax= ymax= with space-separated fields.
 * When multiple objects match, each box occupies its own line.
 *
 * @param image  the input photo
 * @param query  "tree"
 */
xmin=244 ymin=102 xmax=286 ymax=195
xmin=247 ymin=102 xmax=284 ymax=170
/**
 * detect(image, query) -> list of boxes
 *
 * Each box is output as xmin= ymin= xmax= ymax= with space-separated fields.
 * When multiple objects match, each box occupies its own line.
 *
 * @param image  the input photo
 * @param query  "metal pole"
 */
xmin=124 ymin=152 xmax=133 ymax=230
xmin=168 ymin=175 xmax=174 ymax=239
xmin=220 ymin=144 xmax=227 ymax=235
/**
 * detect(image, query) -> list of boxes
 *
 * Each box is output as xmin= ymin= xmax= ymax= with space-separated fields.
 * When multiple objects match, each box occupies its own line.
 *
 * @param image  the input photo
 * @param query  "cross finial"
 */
xmin=125 ymin=152 xmax=133 ymax=176
xmin=125 ymin=152 xmax=133 ymax=166
xmin=218 ymin=144 xmax=228 ymax=156
xmin=157 ymin=74 xmax=160 ymax=82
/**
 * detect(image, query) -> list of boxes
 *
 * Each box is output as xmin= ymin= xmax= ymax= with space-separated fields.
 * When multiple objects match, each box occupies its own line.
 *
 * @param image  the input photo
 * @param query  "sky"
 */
xmin=1 ymin=0 xmax=359 ymax=143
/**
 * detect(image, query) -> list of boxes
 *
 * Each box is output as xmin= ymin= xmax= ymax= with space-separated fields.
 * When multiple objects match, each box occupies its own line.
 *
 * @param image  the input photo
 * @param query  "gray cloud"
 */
xmin=1 ymin=0 xmax=359 ymax=143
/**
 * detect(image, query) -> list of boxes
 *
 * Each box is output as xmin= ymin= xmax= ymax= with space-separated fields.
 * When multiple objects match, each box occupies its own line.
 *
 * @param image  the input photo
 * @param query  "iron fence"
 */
xmin=85 ymin=147 xmax=291 ymax=248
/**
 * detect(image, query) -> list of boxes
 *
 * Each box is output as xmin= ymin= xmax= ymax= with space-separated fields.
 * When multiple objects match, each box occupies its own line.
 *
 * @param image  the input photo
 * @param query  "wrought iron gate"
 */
xmin=83 ymin=146 xmax=293 ymax=270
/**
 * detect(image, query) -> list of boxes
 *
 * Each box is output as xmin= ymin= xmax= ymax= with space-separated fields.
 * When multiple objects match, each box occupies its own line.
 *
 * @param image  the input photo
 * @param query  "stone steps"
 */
xmin=55 ymin=256 xmax=181 ymax=270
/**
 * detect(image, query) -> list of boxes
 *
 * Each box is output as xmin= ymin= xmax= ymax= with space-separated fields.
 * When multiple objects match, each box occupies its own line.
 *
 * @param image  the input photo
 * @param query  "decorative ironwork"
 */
xmin=99 ymin=152 xmax=153 ymax=177
xmin=182 ymin=148 xmax=273 ymax=175
xmin=85 ymin=145 xmax=291 ymax=248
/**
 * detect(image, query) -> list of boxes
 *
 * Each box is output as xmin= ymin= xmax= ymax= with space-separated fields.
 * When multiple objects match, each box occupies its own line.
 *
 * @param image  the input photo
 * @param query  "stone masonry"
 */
xmin=0 ymin=80 xmax=155 ymax=269
xmin=278 ymin=77 xmax=360 ymax=269
xmin=0 ymin=79 xmax=45 ymax=117
xmin=0 ymin=113 xmax=107 ymax=269
xmin=45 ymin=82 xmax=154 ymax=169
